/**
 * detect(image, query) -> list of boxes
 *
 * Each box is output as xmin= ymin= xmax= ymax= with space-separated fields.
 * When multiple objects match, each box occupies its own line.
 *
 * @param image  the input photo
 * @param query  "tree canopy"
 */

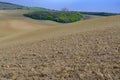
xmin=24 ymin=11 xmax=83 ymax=23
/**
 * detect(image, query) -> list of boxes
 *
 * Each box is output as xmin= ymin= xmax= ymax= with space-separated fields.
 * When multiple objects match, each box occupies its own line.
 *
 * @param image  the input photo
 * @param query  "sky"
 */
xmin=0 ymin=0 xmax=120 ymax=13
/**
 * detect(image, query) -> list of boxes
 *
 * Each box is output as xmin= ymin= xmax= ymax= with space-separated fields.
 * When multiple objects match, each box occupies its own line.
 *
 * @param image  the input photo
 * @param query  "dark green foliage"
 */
xmin=81 ymin=12 xmax=118 ymax=16
xmin=22 ymin=7 xmax=53 ymax=11
xmin=24 ymin=11 xmax=83 ymax=23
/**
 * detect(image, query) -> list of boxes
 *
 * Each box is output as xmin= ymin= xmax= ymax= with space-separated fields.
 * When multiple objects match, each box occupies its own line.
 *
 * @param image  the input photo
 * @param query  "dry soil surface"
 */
xmin=0 ymin=10 xmax=120 ymax=80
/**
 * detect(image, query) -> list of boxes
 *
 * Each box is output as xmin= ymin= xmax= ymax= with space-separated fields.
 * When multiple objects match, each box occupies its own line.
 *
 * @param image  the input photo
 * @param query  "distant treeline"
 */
xmin=81 ymin=12 xmax=119 ymax=16
xmin=24 ymin=11 xmax=83 ymax=23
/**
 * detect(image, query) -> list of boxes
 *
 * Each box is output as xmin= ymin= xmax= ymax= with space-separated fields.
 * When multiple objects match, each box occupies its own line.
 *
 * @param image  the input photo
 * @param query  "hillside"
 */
xmin=0 ymin=1 xmax=56 ymax=12
xmin=81 ymin=12 xmax=119 ymax=16
xmin=0 ymin=2 xmax=24 ymax=10
xmin=0 ymin=10 xmax=119 ymax=79
xmin=0 ymin=1 xmax=119 ymax=17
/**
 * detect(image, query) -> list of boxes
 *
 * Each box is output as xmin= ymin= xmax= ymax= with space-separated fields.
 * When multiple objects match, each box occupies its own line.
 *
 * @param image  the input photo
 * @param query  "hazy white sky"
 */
xmin=0 ymin=0 xmax=120 ymax=13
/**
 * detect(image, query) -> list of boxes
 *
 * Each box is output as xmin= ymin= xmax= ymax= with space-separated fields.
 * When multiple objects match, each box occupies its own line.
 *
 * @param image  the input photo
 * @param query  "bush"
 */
xmin=24 ymin=11 xmax=83 ymax=23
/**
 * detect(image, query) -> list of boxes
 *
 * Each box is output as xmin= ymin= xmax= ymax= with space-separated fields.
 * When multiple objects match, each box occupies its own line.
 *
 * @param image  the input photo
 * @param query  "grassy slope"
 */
xmin=0 ymin=1 xmax=54 ymax=12
xmin=0 ymin=10 xmax=120 ymax=79
xmin=0 ymin=2 xmax=23 ymax=10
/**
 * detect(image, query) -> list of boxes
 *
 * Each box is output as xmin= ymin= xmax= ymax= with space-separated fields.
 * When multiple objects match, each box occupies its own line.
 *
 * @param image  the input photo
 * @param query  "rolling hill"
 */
xmin=0 ymin=1 xmax=120 ymax=80
xmin=0 ymin=10 xmax=119 ymax=79
xmin=0 ymin=2 xmax=24 ymax=10
xmin=0 ymin=1 xmax=119 ymax=16
xmin=0 ymin=1 xmax=53 ymax=11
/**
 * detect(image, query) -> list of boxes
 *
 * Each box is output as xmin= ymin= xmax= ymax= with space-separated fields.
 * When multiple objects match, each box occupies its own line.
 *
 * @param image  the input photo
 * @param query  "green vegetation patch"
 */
xmin=81 ymin=12 xmax=118 ymax=16
xmin=24 ymin=11 xmax=83 ymax=23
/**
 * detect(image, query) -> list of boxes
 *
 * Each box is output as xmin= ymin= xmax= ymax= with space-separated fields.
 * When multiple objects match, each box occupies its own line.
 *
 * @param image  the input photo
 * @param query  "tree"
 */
xmin=61 ymin=8 xmax=69 ymax=12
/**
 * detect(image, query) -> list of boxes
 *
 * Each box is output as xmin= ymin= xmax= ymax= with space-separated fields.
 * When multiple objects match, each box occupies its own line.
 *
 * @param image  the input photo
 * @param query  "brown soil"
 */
xmin=0 ymin=10 xmax=120 ymax=80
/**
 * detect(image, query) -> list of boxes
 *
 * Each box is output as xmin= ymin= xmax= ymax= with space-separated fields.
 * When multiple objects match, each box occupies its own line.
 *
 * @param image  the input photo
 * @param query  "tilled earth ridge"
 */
xmin=0 ymin=27 xmax=120 ymax=80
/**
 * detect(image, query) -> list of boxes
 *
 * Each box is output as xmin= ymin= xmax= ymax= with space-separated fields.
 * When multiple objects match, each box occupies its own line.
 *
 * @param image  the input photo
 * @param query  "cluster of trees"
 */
xmin=81 ymin=12 xmax=118 ymax=16
xmin=24 ymin=11 xmax=83 ymax=23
